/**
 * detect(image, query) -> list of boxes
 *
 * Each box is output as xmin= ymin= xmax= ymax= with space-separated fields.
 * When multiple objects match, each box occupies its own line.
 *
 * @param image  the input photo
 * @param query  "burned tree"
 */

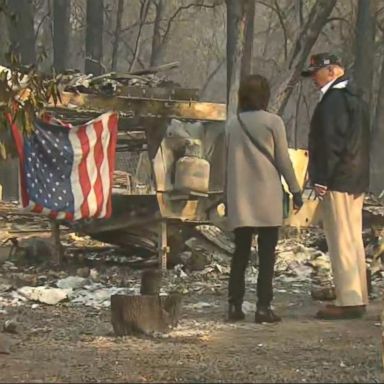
xmin=241 ymin=0 xmax=255 ymax=79
xmin=53 ymin=0 xmax=71 ymax=72
xmin=270 ymin=0 xmax=337 ymax=114
xmin=150 ymin=0 xmax=166 ymax=67
xmin=353 ymin=0 xmax=380 ymax=194
xmin=226 ymin=0 xmax=254 ymax=118
xmin=353 ymin=0 xmax=377 ymax=107
xmin=6 ymin=0 xmax=36 ymax=65
xmin=85 ymin=0 xmax=104 ymax=75
xmin=129 ymin=0 xmax=151 ymax=71
xmin=370 ymin=52 xmax=384 ymax=196
xmin=111 ymin=0 xmax=125 ymax=71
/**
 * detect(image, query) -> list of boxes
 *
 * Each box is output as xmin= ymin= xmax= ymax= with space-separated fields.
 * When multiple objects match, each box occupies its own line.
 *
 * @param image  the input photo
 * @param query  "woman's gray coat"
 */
xmin=225 ymin=110 xmax=300 ymax=230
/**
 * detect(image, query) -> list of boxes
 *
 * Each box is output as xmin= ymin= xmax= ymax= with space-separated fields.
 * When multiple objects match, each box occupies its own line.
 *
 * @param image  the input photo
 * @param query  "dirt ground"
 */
xmin=0 ymin=277 xmax=383 ymax=384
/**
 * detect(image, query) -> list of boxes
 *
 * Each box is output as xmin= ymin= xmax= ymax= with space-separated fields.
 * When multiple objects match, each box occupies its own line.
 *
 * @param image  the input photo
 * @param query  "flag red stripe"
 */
xmin=106 ymin=113 xmax=118 ymax=218
xmin=11 ymin=112 xmax=117 ymax=221
xmin=49 ymin=211 xmax=58 ymax=220
xmin=92 ymin=120 xmax=104 ymax=218
xmin=77 ymin=125 xmax=91 ymax=218
xmin=31 ymin=202 xmax=74 ymax=221
xmin=32 ymin=204 xmax=44 ymax=214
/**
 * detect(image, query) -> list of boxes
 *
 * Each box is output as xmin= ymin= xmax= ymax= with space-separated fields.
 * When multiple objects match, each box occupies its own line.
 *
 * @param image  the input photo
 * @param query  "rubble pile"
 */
xmin=1 ymin=231 xmax=383 ymax=313
xmin=58 ymin=62 xmax=181 ymax=97
xmin=0 ymin=200 xmax=383 ymax=314
xmin=0 ymin=201 xmax=51 ymax=242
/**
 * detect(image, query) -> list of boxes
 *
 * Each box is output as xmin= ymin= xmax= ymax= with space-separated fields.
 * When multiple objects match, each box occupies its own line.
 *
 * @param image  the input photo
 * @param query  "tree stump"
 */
xmin=111 ymin=269 xmax=182 ymax=336
xmin=111 ymin=293 xmax=182 ymax=336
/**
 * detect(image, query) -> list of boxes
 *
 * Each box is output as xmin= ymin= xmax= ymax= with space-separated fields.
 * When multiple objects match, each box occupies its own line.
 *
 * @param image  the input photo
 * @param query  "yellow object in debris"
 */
xmin=283 ymin=149 xmax=322 ymax=228
xmin=283 ymin=149 xmax=309 ymax=191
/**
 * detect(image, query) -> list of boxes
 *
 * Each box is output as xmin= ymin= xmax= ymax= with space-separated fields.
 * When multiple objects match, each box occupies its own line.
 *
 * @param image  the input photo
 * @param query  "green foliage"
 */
xmin=0 ymin=49 xmax=61 ymax=160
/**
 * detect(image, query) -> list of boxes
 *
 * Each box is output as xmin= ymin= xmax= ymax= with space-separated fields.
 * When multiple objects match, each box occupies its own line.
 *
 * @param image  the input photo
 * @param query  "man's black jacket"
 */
xmin=308 ymin=75 xmax=370 ymax=194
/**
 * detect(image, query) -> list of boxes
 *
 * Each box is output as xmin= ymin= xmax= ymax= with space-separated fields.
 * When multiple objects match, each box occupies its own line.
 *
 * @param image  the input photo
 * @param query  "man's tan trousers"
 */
xmin=321 ymin=191 xmax=369 ymax=307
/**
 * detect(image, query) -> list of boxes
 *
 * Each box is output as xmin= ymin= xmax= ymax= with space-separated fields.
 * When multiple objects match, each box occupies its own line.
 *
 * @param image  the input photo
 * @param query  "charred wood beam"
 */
xmin=45 ymin=109 xmax=163 ymax=132
xmin=54 ymin=92 xmax=226 ymax=121
xmin=72 ymin=212 xmax=162 ymax=235
xmin=121 ymin=86 xmax=199 ymax=101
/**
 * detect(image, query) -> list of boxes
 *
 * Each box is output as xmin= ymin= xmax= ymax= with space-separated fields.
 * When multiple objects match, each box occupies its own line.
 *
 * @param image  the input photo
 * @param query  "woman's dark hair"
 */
xmin=238 ymin=74 xmax=271 ymax=112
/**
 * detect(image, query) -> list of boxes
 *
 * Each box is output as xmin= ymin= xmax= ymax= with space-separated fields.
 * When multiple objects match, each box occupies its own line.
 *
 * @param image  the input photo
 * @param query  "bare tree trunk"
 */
xmin=0 ymin=8 xmax=9 ymax=64
xmin=261 ymin=9 xmax=274 ymax=57
xmin=111 ymin=0 xmax=124 ymax=71
xmin=129 ymin=0 xmax=151 ymax=72
xmin=150 ymin=0 xmax=165 ymax=67
xmin=370 ymin=53 xmax=384 ymax=195
xmin=53 ymin=0 xmax=71 ymax=72
xmin=85 ymin=0 xmax=104 ymax=75
xmin=353 ymin=0 xmax=377 ymax=107
xmin=226 ymin=0 xmax=253 ymax=119
xmin=296 ymin=0 xmax=304 ymax=26
xmin=241 ymin=0 xmax=255 ymax=79
xmin=270 ymin=0 xmax=337 ymax=114
xmin=200 ymin=58 xmax=226 ymax=98
xmin=6 ymin=0 xmax=36 ymax=65
xmin=354 ymin=0 xmax=378 ymax=194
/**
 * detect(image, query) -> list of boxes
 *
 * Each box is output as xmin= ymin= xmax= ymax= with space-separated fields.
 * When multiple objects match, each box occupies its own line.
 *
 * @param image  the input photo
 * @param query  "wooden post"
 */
xmin=50 ymin=220 xmax=63 ymax=265
xmin=140 ymin=269 xmax=162 ymax=295
xmin=159 ymin=220 xmax=169 ymax=270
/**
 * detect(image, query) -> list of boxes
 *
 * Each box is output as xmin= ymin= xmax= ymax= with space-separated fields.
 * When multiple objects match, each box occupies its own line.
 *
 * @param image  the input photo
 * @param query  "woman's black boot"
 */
xmin=227 ymin=303 xmax=245 ymax=322
xmin=255 ymin=305 xmax=281 ymax=323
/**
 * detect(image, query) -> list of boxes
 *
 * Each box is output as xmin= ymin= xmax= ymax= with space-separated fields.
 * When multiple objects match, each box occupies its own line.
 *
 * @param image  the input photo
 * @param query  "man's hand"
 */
xmin=314 ymin=184 xmax=328 ymax=199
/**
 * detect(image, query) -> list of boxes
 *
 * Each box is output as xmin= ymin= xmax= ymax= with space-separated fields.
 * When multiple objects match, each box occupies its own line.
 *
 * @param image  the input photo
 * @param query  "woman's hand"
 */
xmin=292 ymin=192 xmax=303 ymax=210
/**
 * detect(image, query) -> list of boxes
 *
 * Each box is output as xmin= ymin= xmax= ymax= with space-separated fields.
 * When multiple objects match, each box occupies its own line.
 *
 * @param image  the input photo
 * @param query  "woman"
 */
xmin=226 ymin=74 xmax=303 ymax=323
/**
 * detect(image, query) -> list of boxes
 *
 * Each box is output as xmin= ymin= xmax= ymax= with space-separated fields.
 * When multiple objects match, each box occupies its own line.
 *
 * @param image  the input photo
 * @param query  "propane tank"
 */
xmin=174 ymin=141 xmax=210 ymax=194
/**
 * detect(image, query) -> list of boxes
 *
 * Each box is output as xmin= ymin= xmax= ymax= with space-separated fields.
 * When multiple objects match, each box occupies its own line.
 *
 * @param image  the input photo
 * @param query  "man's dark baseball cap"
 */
xmin=301 ymin=53 xmax=343 ymax=77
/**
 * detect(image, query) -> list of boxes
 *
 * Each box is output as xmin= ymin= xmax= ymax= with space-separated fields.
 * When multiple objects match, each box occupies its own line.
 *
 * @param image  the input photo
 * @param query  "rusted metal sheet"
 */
xmin=55 ymin=92 xmax=226 ymax=121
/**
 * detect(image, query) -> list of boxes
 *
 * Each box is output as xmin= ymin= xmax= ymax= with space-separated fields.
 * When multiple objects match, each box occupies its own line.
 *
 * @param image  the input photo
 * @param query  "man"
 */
xmin=302 ymin=53 xmax=370 ymax=320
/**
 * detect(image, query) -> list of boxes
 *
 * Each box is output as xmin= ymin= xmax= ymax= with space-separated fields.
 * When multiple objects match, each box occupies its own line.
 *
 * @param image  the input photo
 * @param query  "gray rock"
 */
xmin=77 ymin=267 xmax=90 ymax=278
xmin=17 ymin=286 xmax=72 ymax=305
xmin=3 ymin=319 xmax=17 ymax=334
xmin=57 ymin=276 xmax=87 ymax=290
xmin=89 ymin=269 xmax=99 ymax=282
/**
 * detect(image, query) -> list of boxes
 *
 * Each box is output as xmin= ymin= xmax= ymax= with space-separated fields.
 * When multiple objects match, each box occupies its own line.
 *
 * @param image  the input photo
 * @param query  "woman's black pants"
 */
xmin=228 ymin=226 xmax=279 ymax=307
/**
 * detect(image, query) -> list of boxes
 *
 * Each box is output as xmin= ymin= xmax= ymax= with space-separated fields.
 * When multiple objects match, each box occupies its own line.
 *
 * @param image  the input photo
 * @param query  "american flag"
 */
xmin=11 ymin=112 xmax=118 ymax=221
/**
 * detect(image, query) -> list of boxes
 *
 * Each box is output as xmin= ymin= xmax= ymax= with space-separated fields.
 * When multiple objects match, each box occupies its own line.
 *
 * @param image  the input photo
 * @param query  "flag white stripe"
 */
xmin=99 ymin=114 xmax=111 ymax=218
xmin=84 ymin=122 xmax=98 ymax=217
xmin=56 ymin=212 xmax=66 ymax=220
xmin=68 ymin=129 xmax=84 ymax=220
xmin=41 ymin=207 xmax=51 ymax=216
xmin=23 ymin=112 xmax=117 ymax=221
